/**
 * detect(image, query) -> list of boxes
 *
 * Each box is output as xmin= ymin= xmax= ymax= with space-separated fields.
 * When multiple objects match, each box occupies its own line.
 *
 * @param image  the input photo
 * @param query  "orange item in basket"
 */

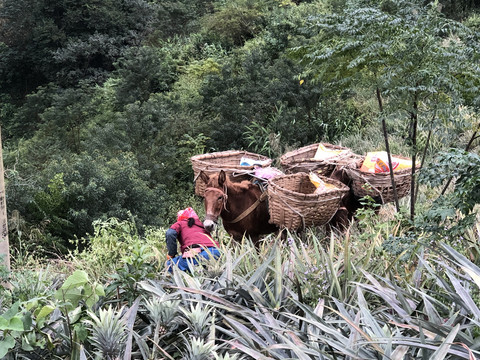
xmin=374 ymin=157 xmax=398 ymax=173
xmin=360 ymin=152 xmax=412 ymax=173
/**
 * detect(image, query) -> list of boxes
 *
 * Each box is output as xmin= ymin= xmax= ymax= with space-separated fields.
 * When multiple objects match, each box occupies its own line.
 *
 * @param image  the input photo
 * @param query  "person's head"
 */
xmin=177 ymin=207 xmax=199 ymax=226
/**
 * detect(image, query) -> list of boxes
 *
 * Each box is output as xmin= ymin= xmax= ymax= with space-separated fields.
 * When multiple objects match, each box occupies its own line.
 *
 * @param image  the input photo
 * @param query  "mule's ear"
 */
xmin=218 ymin=170 xmax=226 ymax=187
xmin=199 ymin=170 xmax=210 ymax=184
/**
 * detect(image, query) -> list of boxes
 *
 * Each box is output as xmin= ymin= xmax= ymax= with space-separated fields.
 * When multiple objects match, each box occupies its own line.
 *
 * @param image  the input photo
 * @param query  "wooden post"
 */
xmin=0 ymin=127 xmax=10 ymax=273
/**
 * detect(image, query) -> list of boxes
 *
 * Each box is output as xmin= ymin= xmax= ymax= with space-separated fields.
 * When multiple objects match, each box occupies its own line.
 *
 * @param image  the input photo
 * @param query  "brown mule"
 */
xmin=199 ymin=170 xmax=278 ymax=245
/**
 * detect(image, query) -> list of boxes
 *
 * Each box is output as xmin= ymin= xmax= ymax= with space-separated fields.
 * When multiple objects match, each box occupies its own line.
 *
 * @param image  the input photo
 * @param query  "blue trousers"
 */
xmin=166 ymin=247 xmax=221 ymax=273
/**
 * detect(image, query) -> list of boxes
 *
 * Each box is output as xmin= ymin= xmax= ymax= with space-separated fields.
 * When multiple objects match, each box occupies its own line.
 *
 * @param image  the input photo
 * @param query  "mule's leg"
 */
xmin=228 ymin=230 xmax=244 ymax=243
xmin=250 ymin=235 xmax=261 ymax=248
xmin=276 ymin=228 xmax=287 ymax=241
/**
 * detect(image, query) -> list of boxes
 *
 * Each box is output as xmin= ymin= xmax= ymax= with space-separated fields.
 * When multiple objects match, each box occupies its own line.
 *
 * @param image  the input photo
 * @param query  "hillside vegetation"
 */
xmin=0 ymin=0 xmax=480 ymax=358
xmin=0 ymin=0 xmax=479 ymax=249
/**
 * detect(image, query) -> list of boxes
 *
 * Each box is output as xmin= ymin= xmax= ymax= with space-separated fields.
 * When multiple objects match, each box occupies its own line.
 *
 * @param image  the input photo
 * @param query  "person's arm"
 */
xmin=166 ymin=228 xmax=179 ymax=258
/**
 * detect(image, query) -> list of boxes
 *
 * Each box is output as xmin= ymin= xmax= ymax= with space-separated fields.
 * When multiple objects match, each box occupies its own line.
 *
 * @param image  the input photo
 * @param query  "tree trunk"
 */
xmin=410 ymin=97 xmax=418 ymax=221
xmin=415 ymin=128 xmax=431 ymax=204
xmin=0 ymin=127 xmax=10 ymax=276
xmin=376 ymin=86 xmax=400 ymax=211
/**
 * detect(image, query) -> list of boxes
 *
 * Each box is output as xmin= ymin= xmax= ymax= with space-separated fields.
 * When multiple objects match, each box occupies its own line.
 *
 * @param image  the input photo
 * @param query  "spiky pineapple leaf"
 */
xmin=429 ymin=324 xmax=459 ymax=360
xmin=220 ymin=314 xmax=269 ymax=349
xmin=123 ymin=297 xmax=140 ymax=360
xmin=224 ymin=340 xmax=275 ymax=359
xmin=445 ymin=270 xmax=480 ymax=319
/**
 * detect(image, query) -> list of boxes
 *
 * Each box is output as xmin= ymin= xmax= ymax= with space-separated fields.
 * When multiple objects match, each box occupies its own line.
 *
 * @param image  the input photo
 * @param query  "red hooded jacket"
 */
xmin=169 ymin=218 xmax=219 ymax=254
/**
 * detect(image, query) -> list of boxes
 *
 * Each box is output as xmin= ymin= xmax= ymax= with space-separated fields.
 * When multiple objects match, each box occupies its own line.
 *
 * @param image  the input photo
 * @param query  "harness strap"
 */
xmin=224 ymin=191 xmax=268 ymax=224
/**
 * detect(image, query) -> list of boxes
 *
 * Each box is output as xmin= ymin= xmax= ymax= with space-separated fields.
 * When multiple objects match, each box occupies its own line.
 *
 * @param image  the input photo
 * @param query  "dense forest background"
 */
xmin=1 ymin=0 xmax=480 ymax=255
xmin=2 ymin=0 xmax=480 ymax=358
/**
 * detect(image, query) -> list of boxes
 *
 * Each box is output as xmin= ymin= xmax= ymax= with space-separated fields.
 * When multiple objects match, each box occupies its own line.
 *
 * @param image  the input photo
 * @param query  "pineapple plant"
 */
xmin=84 ymin=306 xmax=127 ymax=360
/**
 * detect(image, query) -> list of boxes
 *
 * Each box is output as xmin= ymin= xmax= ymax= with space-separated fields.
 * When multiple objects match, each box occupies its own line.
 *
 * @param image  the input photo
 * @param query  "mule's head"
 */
xmin=199 ymin=170 xmax=227 ymax=233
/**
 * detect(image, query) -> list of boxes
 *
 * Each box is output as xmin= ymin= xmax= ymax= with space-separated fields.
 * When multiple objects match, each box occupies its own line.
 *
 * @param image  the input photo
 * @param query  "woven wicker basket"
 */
xmin=191 ymin=150 xmax=272 ymax=196
xmin=345 ymin=155 xmax=420 ymax=204
xmin=267 ymin=172 xmax=349 ymax=231
xmin=280 ymin=143 xmax=356 ymax=176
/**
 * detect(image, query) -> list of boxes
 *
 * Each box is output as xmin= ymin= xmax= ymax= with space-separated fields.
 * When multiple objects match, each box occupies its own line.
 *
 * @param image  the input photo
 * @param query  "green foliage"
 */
xmin=199 ymin=46 xmax=324 ymax=149
xmin=0 ymin=268 xmax=106 ymax=358
xmin=201 ymin=0 xmax=266 ymax=48
xmin=354 ymin=196 xmax=389 ymax=243
xmin=1 ymin=12 xmax=480 ymax=360
xmin=112 ymin=46 xmax=178 ymax=107
xmin=0 ymin=261 xmax=9 ymax=288
xmin=154 ymin=0 xmax=214 ymax=39
xmin=38 ymin=85 xmax=99 ymax=154
xmin=108 ymin=244 xmax=160 ymax=304
xmin=0 ymin=0 xmax=162 ymax=97
xmin=438 ymin=0 xmax=480 ymax=20
xmin=29 ymin=173 xmax=73 ymax=248
xmin=181 ymin=336 xmax=218 ymax=360
xmin=4 ymin=83 xmax=209 ymax=247
xmin=6 ymin=266 xmax=62 ymax=304
xmin=51 ymin=152 xmax=165 ymax=239
xmin=2 ymin=0 xmax=388 ymax=247
xmin=71 ymin=216 xmax=164 ymax=281
xmin=243 ymin=119 xmax=282 ymax=159
xmin=143 ymin=294 xmax=181 ymax=358
xmin=292 ymin=0 xmax=480 ymax=217
xmin=417 ymin=148 xmax=480 ymax=238
xmin=0 ymin=85 xmax=54 ymax=140
xmin=382 ymin=231 xmax=419 ymax=259
xmin=296 ymin=0 xmax=480 ymax=120
xmin=53 ymin=270 xmax=105 ymax=356
xmin=0 ymin=302 xmax=28 ymax=357
xmin=131 ymin=232 xmax=480 ymax=359
xmin=55 ymin=270 xmax=104 ymax=312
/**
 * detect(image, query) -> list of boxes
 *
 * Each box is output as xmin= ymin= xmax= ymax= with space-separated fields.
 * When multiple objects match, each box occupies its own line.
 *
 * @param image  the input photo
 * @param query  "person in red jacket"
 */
xmin=165 ymin=207 xmax=220 ymax=272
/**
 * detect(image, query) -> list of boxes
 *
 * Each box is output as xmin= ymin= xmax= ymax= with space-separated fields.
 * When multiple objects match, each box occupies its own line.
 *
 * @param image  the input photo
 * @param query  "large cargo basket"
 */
xmin=267 ymin=172 xmax=349 ymax=231
xmin=191 ymin=150 xmax=272 ymax=196
xmin=280 ymin=143 xmax=356 ymax=176
xmin=345 ymin=155 xmax=419 ymax=204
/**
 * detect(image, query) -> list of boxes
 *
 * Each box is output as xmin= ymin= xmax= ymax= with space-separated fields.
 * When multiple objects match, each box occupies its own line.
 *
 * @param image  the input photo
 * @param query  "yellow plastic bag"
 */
xmin=309 ymin=172 xmax=326 ymax=190
xmin=313 ymin=144 xmax=348 ymax=161
xmin=309 ymin=172 xmax=337 ymax=193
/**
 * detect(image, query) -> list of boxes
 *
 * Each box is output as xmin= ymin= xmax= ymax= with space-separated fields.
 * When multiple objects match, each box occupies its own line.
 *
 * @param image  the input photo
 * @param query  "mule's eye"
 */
xmin=217 ymin=196 xmax=223 ymax=201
